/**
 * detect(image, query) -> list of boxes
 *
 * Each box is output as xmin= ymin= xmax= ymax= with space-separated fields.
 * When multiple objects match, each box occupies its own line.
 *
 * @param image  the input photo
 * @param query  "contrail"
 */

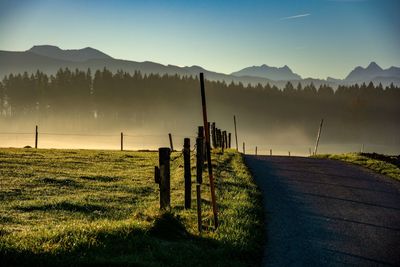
xmin=280 ymin=13 xmax=310 ymax=20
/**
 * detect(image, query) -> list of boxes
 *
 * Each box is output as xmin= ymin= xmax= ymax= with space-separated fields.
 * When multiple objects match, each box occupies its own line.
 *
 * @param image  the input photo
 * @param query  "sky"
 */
xmin=0 ymin=0 xmax=399 ymax=79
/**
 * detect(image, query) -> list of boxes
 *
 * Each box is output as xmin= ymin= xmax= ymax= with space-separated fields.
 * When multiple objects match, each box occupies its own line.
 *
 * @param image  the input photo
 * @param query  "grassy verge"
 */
xmin=314 ymin=152 xmax=400 ymax=181
xmin=0 ymin=148 xmax=263 ymax=266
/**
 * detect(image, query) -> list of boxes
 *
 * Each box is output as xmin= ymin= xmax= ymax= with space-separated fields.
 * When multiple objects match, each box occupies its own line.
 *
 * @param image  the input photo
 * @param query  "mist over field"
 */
xmin=1 ymin=69 xmax=399 ymax=155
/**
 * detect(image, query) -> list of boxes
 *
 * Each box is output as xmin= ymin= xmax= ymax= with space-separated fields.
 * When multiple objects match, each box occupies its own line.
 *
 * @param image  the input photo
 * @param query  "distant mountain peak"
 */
xmin=231 ymin=64 xmax=301 ymax=81
xmin=345 ymin=61 xmax=400 ymax=82
xmin=366 ymin=61 xmax=382 ymax=71
xmin=27 ymin=45 xmax=112 ymax=62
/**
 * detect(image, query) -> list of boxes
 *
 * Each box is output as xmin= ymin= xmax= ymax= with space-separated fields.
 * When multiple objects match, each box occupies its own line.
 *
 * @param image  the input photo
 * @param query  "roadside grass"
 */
xmin=0 ymin=148 xmax=263 ymax=266
xmin=314 ymin=152 xmax=400 ymax=181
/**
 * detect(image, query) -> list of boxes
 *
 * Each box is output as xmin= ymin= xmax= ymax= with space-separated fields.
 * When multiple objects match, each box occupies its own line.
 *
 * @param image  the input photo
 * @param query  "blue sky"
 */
xmin=0 ymin=0 xmax=399 ymax=79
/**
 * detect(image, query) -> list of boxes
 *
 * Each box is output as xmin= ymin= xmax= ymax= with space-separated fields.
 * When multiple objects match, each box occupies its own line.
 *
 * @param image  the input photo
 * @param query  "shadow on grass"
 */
xmin=40 ymin=177 xmax=83 ymax=188
xmin=0 ymin=212 xmax=255 ymax=267
xmin=17 ymin=201 xmax=108 ymax=213
xmin=80 ymin=175 xmax=120 ymax=182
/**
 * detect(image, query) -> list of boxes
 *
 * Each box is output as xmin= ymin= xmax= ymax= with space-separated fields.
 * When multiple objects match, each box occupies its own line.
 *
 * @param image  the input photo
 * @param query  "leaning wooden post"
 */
xmin=168 ymin=133 xmax=174 ymax=151
xmin=234 ymin=115 xmax=238 ymax=151
xmin=154 ymin=148 xmax=171 ymax=209
xmin=228 ymin=133 xmax=231 ymax=148
xmin=243 ymin=142 xmax=246 ymax=154
xmin=35 ymin=125 xmax=38 ymax=149
xmin=120 ymin=132 xmax=124 ymax=151
xmin=314 ymin=119 xmax=324 ymax=155
xmin=183 ymin=138 xmax=191 ymax=209
xmin=199 ymin=72 xmax=218 ymax=228
xmin=196 ymin=127 xmax=204 ymax=233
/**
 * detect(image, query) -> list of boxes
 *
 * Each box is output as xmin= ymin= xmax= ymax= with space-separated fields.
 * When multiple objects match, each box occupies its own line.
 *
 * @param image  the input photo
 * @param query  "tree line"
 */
xmin=0 ymin=68 xmax=399 ymax=145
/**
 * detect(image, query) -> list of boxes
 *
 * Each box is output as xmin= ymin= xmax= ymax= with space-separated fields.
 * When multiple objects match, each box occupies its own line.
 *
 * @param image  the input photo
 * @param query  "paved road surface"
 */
xmin=245 ymin=156 xmax=400 ymax=266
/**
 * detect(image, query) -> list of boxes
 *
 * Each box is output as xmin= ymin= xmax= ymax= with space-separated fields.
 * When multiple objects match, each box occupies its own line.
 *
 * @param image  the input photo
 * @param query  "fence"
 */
xmin=0 ymin=128 xmax=196 ymax=151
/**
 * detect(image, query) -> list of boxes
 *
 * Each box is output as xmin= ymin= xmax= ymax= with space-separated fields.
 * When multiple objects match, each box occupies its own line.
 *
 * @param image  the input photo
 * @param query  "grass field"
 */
xmin=0 ymin=148 xmax=264 ymax=266
xmin=314 ymin=152 xmax=400 ymax=181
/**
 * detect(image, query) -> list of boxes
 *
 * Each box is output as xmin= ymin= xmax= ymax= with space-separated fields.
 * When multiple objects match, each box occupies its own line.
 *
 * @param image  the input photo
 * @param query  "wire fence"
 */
xmin=0 ymin=130 xmax=197 ymax=151
xmin=0 ymin=131 xmax=397 ymax=155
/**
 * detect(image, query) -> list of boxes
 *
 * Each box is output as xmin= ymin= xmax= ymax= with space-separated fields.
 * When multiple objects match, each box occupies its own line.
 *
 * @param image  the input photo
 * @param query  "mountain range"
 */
xmin=0 ymin=45 xmax=399 ymax=88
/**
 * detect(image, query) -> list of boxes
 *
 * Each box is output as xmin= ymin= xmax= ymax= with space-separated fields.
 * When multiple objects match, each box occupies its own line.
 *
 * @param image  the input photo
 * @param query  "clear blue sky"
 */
xmin=0 ymin=0 xmax=399 ymax=79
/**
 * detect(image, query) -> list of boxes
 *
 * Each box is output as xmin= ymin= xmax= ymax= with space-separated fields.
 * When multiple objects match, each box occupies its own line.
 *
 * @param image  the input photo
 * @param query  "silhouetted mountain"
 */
xmin=345 ymin=62 xmax=400 ymax=84
xmin=29 ymin=45 xmax=112 ymax=62
xmin=0 ymin=46 xmax=280 ymax=86
xmin=0 ymin=46 xmax=399 ymax=88
xmin=231 ymin=64 xmax=302 ymax=81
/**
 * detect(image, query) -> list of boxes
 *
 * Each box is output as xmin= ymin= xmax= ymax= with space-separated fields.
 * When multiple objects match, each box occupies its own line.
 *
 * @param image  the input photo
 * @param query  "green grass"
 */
xmin=0 ymin=148 xmax=264 ymax=266
xmin=314 ymin=152 xmax=400 ymax=181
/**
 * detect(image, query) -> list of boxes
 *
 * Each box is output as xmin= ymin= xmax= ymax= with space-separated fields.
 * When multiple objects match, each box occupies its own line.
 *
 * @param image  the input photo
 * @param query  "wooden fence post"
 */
xmin=155 ymin=147 xmax=171 ymax=210
xmin=216 ymin=129 xmax=221 ymax=148
xmin=221 ymin=133 xmax=225 ymax=153
xmin=255 ymin=146 xmax=257 ymax=156
xmin=234 ymin=115 xmax=238 ymax=151
xmin=228 ymin=133 xmax=231 ymax=148
xmin=270 ymin=149 xmax=272 ymax=156
xmin=183 ymin=138 xmax=191 ymax=209
xmin=212 ymin=122 xmax=216 ymax=148
xmin=196 ymin=126 xmax=204 ymax=233
xmin=289 ymin=151 xmax=291 ymax=157
xmin=120 ymin=132 xmax=123 ymax=151
xmin=243 ymin=142 xmax=245 ymax=154
xmin=199 ymin=72 xmax=218 ymax=228
xmin=35 ymin=125 xmax=38 ymax=149
xmin=223 ymin=131 xmax=227 ymax=149
xmin=314 ymin=119 xmax=324 ymax=155
xmin=169 ymin=133 xmax=174 ymax=152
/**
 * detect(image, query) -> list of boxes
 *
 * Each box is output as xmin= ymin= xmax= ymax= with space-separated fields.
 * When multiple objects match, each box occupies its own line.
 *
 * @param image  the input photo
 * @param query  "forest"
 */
xmin=0 ymin=68 xmax=399 ymax=150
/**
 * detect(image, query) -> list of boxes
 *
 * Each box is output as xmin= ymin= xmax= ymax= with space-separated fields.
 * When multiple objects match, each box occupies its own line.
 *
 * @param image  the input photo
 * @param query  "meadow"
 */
xmin=314 ymin=152 xmax=400 ymax=181
xmin=0 ymin=148 xmax=264 ymax=266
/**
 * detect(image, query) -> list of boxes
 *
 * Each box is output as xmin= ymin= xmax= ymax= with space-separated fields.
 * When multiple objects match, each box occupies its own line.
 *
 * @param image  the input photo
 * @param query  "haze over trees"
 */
xmin=0 ymin=68 xmax=399 ymax=152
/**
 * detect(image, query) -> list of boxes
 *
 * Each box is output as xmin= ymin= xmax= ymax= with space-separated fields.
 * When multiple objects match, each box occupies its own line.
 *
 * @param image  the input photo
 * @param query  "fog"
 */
xmin=1 ymin=118 xmax=398 ymax=156
xmin=1 ymin=70 xmax=399 ymax=155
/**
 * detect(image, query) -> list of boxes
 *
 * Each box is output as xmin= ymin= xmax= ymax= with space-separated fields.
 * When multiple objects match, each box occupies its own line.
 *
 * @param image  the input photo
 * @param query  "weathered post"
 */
xmin=228 ymin=133 xmax=231 ymax=148
xmin=223 ymin=131 xmax=227 ymax=149
xmin=120 ymin=132 xmax=124 ymax=151
xmin=199 ymin=72 xmax=218 ymax=228
xmin=243 ymin=142 xmax=246 ymax=154
xmin=183 ymin=138 xmax=191 ymax=209
xmin=221 ymin=134 xmax=225 ymax=153
xmin=35 ymin=125 xmax=38 ymax=149
xmin=196 ymin=126 xmax=204 ymax=233
xmin=234 ymin=115 xmax=238 ymax=151
xmin=270 ymin=149 xmax=272 ymax=156
xmin=255 ymin=146 xmax=257 ymax=156
xmin=314 ymin=119 xmax=324 ymax=155
xmin=289 ymin=151 xmax=291 ymax=157
xmin=216 ymin=129 xmax=221 ymax=148
xmin=212 ymin=122 xmax=216 ymax=148
xmin=169 ymin=133 xmax=174 ymax=151
xmin=154 ymin=148 xmax=171 ymax=209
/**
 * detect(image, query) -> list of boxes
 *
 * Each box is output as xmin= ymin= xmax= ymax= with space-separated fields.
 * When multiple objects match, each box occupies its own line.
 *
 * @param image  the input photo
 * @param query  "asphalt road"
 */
xmin=245 ymin=155 xmax=400 ymax=266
